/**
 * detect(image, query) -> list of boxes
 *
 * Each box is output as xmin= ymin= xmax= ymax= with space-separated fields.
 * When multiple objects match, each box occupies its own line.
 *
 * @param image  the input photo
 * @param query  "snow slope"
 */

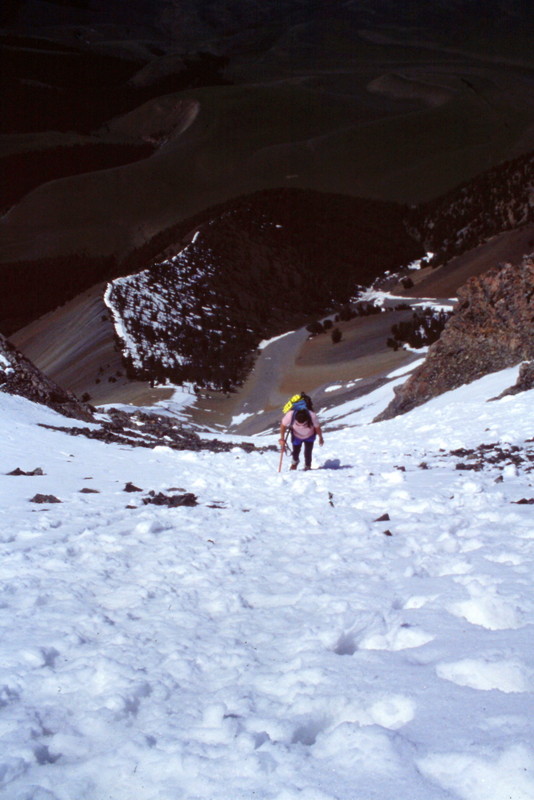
xmin=0 ymin=368 xmax=533 ymax=800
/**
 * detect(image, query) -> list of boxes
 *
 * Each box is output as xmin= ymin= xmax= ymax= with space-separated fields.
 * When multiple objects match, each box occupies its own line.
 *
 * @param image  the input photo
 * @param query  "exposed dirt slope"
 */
xmin=395 ymin=224 xmax=534 ymax=299
xmin=10 ymin=285 xmax=173 ymax=407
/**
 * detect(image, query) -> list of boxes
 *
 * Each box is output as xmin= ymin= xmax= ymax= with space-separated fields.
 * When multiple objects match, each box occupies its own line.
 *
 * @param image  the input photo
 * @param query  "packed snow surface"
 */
xmin=0 ymin=367 xmax=533 ymax=800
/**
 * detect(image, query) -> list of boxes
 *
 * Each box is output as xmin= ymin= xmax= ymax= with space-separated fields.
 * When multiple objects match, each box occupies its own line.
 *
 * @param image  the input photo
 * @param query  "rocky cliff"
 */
xmin=0 ymin=333 xmax=94 ymax=421
xmin=375 ymin=257 xmax=534 ymax=421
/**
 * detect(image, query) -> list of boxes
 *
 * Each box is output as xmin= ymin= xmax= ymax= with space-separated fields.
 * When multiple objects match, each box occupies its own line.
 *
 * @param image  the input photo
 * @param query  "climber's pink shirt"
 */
xmin=282 ymin=410 xmax=319 ymax=440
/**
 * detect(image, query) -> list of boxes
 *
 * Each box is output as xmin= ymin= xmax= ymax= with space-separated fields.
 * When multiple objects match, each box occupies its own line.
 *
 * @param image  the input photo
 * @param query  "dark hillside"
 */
xmin=0 ymin=188 xmax=420 ymax=336
xmin=105 ymin=188 xmax=422 ymax=390
xmin=0 ymin=143 xmax=155 ymax=214
xmin=0 ymin=38 xmax=143 ymax=133
xmin=0 ymin=33 xmax=230 ymax=134
xmin=411 ymin=151 xmax=534 ymax=267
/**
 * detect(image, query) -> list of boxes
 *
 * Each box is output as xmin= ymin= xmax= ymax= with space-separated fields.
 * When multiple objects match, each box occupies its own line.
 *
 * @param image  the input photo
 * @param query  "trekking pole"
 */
xmin=277 ymin=430 xmax=290 ymax=473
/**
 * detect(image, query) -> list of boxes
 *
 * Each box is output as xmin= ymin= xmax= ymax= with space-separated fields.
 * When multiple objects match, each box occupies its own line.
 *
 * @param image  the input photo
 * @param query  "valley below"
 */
xmin=11 ymin=220 xmax=533 ymax=436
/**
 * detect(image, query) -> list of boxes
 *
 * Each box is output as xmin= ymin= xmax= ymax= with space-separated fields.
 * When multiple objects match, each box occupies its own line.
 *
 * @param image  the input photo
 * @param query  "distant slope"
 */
xmin=411 ymin=151 xmax=534 ymax=267
xmin=10 ymin=146 xmax=534 ymax=414
xmin=2 ymin=0 xmax=534 ymax=275
xmin=10 ymin=187 xmax=419 ymax=405
xmin=104 ymin=188 xmax=421 ymax=390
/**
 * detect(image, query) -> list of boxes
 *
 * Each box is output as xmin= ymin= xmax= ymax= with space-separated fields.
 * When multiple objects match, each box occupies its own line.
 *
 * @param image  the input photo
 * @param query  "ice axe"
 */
xmin=277 ymin=429 xmax=291 ymax=473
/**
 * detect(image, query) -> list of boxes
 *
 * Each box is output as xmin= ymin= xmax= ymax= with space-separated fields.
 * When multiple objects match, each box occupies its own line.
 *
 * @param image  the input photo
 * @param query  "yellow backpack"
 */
xmin=283 ymin=393 xmax=310 ymax=414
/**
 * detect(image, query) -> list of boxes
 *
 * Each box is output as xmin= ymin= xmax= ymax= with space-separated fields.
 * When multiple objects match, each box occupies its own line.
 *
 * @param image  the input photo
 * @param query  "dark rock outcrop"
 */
xmin=124 ymin=482 xmax=143 ymax=493
xmin=490 ymin=360 xmax=534 ymax=400
xmin=375 ymin=258 xmax=534 ymax=421
xmin=0 ymin=333 xmax=94 ymax=421
xmin=7 ymin=467 xmax=44 ymax=476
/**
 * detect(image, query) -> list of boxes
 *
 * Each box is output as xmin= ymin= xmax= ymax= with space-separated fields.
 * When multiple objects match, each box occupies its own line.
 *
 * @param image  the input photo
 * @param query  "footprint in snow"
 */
xmin=334 ymin=613 xmax=433 ymax=655
xmin=358 ymin=623 xmax=434 ymax=651
xmin=448 ymin=588 xmax=524 ymax=630
xmin=436 ymin=657 xmax=532 ymax=693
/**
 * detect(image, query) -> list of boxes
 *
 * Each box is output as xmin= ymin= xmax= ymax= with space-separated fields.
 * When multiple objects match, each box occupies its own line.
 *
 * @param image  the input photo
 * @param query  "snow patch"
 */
xmin=0 ymin=365 xmax=532 ymax=799
xmin=0 ymin=353 xmax=15 ymax=377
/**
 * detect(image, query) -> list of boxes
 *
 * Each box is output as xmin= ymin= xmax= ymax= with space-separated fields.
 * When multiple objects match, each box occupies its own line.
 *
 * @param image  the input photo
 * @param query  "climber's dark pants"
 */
xmin=292 ymin=436 xmax=315 ymax=468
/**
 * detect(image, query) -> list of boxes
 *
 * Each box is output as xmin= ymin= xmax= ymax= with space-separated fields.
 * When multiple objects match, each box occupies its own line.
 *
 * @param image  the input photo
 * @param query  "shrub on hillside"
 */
xmin=331 ymin=327 xmax=342 ymax=344
xmin=388 ymin=308 xmax=452 ymax=350
xmin=306 ymin=322 xmax=323 ymax=336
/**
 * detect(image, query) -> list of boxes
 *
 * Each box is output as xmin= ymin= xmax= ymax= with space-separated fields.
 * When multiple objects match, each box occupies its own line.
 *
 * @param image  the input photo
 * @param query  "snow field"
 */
xmin=0 ymin=368 xmax=533 ymax=800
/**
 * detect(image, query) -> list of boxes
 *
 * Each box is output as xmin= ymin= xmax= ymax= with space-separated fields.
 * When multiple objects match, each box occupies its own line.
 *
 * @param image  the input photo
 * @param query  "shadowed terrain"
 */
xmin=2 ymin=1 xmax=534 ymax=272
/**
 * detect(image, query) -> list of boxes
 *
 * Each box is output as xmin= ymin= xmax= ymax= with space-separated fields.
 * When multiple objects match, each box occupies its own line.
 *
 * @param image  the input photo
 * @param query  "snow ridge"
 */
xmin=105 ymin=233 xmax=220 ymax=374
